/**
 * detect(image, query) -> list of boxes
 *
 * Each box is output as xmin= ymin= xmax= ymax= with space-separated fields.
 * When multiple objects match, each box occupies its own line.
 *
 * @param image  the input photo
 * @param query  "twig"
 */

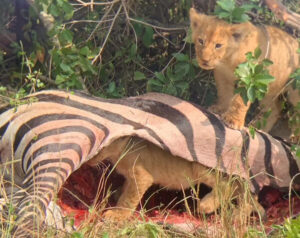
xmin=38 ymin=75 xmax=56 ymax=86
xmin=92 ymin=4 xmax=122 ymax=65
xmin=121 ymin=0 xmax=137 ymax=46
xmin=154 ymin=28 xmax=176 ymax=47
xmin=64 ymin=19 xmax=113 ymax=25
xmin=264 ymin=0 xmax=300 ymax=31
xmin=71 ymin=0 xmax=120 ymax=6
xmin=128 ymin=18 xmax=187 ymax=32
xmin=86 ymin=1 xmax=115 ymax=42
xmin=161 ymin=39 xmax=188 ymax=73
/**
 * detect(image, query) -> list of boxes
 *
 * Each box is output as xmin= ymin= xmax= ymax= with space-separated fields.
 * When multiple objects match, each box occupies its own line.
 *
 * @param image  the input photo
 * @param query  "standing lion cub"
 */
xmin=190 ymin=8 xmax=299 ymax=131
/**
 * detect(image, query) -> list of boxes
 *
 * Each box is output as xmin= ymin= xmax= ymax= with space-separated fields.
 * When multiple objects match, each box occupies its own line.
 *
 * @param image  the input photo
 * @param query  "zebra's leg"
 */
xmin=103 ymin=165 xmax=154 ymax=222
xmin=8 ymin=171 xmax=67 ymax=237
xmin=0 ymin=188 xmax=47 ymax=237
xmin=10 ymin=188 xmax=50 ymax=237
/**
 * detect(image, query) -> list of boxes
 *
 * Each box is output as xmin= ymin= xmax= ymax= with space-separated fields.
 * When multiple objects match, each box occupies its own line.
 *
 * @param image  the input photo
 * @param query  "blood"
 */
xmin=58 ymin=163 xmax=300 ymax=229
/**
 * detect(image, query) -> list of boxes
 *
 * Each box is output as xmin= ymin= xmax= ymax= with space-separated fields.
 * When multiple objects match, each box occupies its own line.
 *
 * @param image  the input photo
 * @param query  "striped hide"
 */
xmin=0 ymin=90 xmax=299 ymax=236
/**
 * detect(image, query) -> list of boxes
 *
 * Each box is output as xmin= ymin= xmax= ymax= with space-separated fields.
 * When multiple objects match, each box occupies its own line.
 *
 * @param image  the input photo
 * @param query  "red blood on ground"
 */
xmin=58 ymin=163 xmax=300 ymax=228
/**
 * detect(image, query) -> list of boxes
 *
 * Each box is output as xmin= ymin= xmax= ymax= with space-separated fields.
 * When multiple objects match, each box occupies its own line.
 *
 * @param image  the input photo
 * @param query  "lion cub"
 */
xmin=190 ymin=8 xmax=299 ymax=131
xmin=88 ymin=136 xmax=264 ymax=221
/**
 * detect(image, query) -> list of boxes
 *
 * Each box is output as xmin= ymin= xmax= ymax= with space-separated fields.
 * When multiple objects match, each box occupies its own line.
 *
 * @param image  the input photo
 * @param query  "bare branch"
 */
xmin=264 ymin=0 xmax=300 ymax=31
xmin=92 ymin=4 xmax=122 ymax=65
xmin=128 ymin=18 xmax=187 ymax=32
xmin=71 ymin=0 xmax=120 ymax=7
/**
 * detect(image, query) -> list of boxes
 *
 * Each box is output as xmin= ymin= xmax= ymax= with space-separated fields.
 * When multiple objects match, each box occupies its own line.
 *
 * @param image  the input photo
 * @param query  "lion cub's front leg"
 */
xmin=193 ymin=163 xmax=265 ymax=218
xmin=210 ymin=68 xmax=251 ymax=130
xmin=222 ymin=94 xmax=251 ymax=130
xmin=103 ymin=165 xmax=154 ymax=222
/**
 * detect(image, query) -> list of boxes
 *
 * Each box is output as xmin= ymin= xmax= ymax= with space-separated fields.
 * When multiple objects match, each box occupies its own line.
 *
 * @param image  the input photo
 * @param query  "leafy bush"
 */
xmin=147 ymin=53 xmax=199 ymax=99
xmin=234 ymin=47 xmax=274 ymax=105
xmin=214 ymin=0 xmax=256 ymax=23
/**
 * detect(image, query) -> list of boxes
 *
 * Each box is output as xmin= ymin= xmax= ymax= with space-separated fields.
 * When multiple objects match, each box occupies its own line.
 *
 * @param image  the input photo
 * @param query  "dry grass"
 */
xmin=0 ymin=142 xmax=292 ymax=238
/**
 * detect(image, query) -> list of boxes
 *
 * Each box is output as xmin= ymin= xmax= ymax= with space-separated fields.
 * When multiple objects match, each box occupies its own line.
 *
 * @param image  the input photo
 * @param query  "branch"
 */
xmin=264 ymin=0 xmax=300 ymax=31
xmin=92 ymin=4 xmax=122 ymax=65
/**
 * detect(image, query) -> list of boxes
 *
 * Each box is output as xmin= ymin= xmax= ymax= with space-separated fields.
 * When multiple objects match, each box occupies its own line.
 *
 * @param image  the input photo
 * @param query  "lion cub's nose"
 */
xmin=202 ymin=59 xmax=209 ymax=65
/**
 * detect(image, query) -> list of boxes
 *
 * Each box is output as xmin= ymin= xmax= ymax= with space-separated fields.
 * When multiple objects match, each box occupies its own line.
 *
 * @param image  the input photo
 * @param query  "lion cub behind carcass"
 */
xmin=190 ymin=8 xmax=299 ymax=131
xmin=88 ymin=136 xmax=264 ymax=221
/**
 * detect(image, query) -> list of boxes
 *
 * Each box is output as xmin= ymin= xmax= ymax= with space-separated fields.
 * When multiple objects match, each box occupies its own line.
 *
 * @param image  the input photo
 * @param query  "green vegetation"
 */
xmin=234 ymin=47 xmax=274 ymax=105
xmin=0 ymin=0 xmax=300 ymax=237
xmin=214 ymin=0 xmax=255 ymax=23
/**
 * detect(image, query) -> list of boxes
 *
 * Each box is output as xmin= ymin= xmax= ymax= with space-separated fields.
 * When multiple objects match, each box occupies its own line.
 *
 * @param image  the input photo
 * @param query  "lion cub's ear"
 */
xmin=230 ymin=22 xmax=252 ymax=41
xmin=190 ymin=8 xmax=205 ymax=29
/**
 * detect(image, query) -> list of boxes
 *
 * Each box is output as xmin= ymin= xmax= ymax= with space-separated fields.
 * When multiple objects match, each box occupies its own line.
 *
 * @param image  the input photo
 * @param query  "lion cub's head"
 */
xmin=190 ymin=8 xmax=252 ymax=70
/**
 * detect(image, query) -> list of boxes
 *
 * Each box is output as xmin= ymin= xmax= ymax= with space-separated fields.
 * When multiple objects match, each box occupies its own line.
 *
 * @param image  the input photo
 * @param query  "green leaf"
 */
xmin=132 ymin=21 xmax=143 ymax=37
xmin=216 ymin=0 xmax=235 ymax=12
xmin=62 ymin=1 xmax=74 ymax=20
xmin=249 ymin=126 xmax=256 ymax=139
xmin=129 ymin=44 xmax=137 ymax=57
xmin=235 ymin=63 xmax=250 ymax=78
xmin=107 ymin=82 xmax=116 ymax=93
xmin=262 ymin=58 xmax=273 ymax=67
xmin=148 ymin=79 xmax=163 ymax=87
xmin=257 ymin=84 xmax=268 ymax=93
xmin=175 ymin=62 xmax=190 ymax=77
xmin=296 ymin=148 xmax=300 ymax=158
xmin=102 ymin=232 xmax=109 ymax=238
xmin=254 ymin=47 xmax=262 ymax=59
xmin=59 ymin=29 xmax=73 ymax=44
xmin=0 ymin=86 xmax=7 ymax=93
xmin=71 ymin=232 xmax=84 ymax=238
xmin=216 ymin=11 xmax=231 ymax=19
xmin=183 ymin=28 xmax=193 ymax=43
xmin=134 ymin=71 xmax=146 ymax=81
xmin=166 ymin=84 xmax=177 ymax=95
xmin=49 ymin=4 xmax=59 ymax=17
xmin=55 ymin=74 xmax=66 ymax=84
xmin=245 ymin=52 xmax=253 ymax=61
xmin=254 ymin=64 xmax=263 ymax=74
xmin=241 ymin=90 xmax=249 ymax=105
xmin=79 ymin=46 xmax=90 ymax=56
xmin=242 ymin=4 xmax=259 ymax=11
xmin=142 ymin=26 xmax=154 ymax=47
xmin=172 ymin=53 xmax=189 ymax=62
xmin=154 ymin=72 xmax=166 ymax=82
xmin=60 ymin=63 xmax=73 ymax=73
xmin=247 ymin=85 xmax=255 ymax=102
xmin=254 ymin=74 xmax=275 ymax=84
xmin=176 ymin=81 xmax=189 ymax=90
xmin=232 ymin=7 xmax=248 ymax=22
xmin=239 ymin=14 xmax=250 ymax=22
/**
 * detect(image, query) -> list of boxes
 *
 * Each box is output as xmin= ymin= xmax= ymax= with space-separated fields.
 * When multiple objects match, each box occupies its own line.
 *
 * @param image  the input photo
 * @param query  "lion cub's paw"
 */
xmin=221 ymin=112 xmax=244 ymax=130
xmin=208 ymin=104 xmax=226 ymax=115
xmin=197 ymin=193 xmax=219 ymax=215
xmin=289 ymin=134 xmax=300 ymax=144
xmin=102 ymin=209 xmax=132 ymax=222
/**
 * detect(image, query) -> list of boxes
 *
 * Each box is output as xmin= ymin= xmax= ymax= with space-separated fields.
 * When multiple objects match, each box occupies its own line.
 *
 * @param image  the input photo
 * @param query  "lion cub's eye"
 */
xmin=215 ymin=43 xmax=222 ymax=49
xmin=198 ymin=39 xmax=204 ymax=45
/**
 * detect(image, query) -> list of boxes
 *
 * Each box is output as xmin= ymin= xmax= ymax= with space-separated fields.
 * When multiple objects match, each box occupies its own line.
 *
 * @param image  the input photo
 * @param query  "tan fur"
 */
xmin=190 ymin=8 xmax=299 ymax=130
xmin=87 ymin=136 xmax=265 ymax=221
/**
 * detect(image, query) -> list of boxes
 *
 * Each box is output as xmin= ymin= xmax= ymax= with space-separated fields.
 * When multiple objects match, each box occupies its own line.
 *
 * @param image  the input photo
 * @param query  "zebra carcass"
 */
xmin=0 ymin=90 xmax=299 ymax=236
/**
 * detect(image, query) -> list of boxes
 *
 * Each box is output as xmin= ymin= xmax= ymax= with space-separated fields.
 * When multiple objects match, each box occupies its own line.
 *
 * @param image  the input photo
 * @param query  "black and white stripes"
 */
xmin=0 ymin=90 xmax=299 ymax=236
